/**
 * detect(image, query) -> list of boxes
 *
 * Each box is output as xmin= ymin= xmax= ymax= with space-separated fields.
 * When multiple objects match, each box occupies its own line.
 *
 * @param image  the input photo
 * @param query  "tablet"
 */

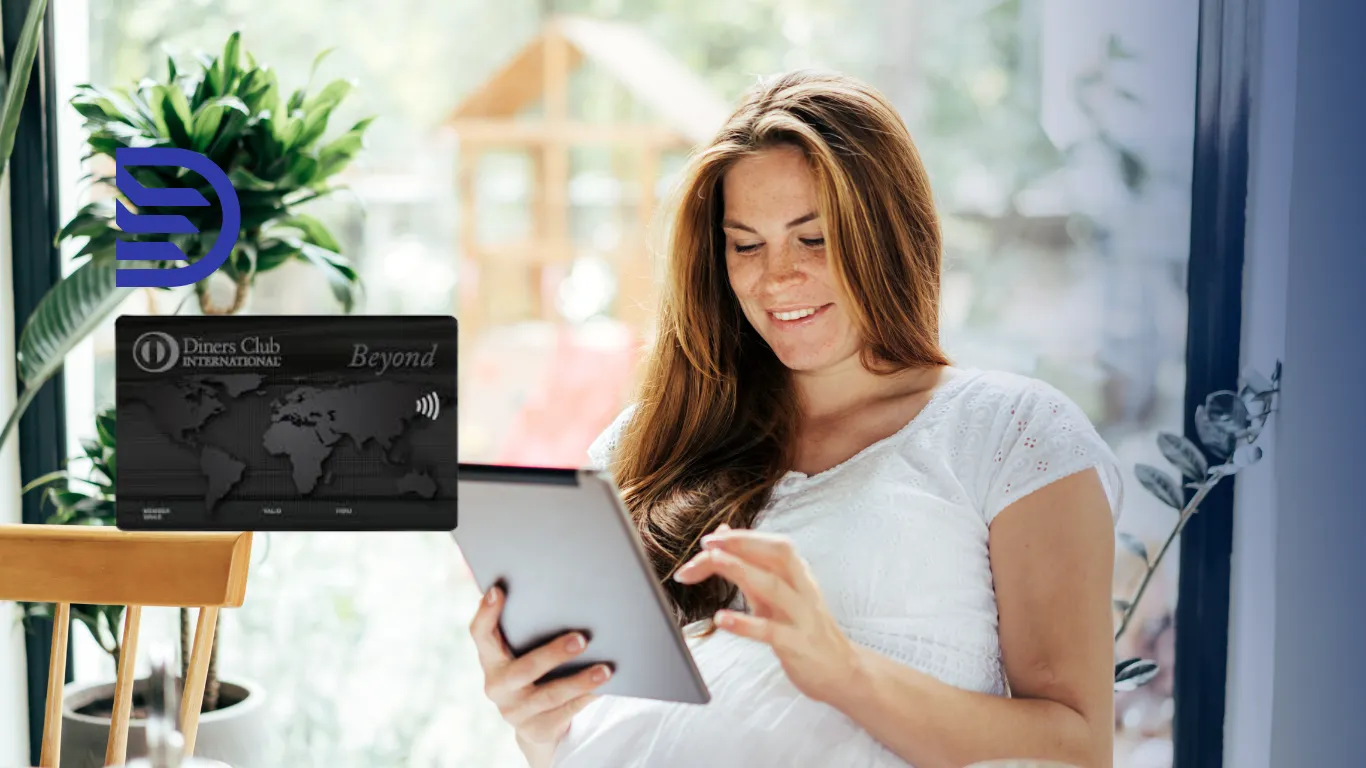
xmin=454 ymin=464 xmax=711 ymax=705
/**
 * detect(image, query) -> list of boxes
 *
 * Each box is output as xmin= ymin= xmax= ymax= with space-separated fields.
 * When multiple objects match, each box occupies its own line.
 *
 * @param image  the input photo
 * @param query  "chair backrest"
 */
xmin=0 ymin=524 xmax=253 ymax=767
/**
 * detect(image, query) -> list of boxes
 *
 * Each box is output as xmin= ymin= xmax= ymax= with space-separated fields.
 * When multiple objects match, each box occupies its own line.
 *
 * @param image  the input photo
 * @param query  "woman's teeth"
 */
xmin=772 ymin=308 xmax=818 ymax=321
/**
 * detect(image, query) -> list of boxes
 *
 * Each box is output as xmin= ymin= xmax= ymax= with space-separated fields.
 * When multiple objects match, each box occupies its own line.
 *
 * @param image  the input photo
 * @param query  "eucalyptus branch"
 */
xmin=1115 ymin=477 xmax=1218 ymax=641
xmin=1110 ymin=362 xmax=1280 ymax=693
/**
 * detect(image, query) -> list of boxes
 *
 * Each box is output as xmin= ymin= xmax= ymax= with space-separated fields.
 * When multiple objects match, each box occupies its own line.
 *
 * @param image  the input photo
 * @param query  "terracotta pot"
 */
xmin=59 ymin=677 xmax=269 ymax=768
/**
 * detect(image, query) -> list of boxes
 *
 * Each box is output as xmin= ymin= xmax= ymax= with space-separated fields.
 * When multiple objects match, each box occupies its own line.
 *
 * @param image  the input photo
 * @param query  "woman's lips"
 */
xmin=767 ymin=303 xmax=833 ymax=328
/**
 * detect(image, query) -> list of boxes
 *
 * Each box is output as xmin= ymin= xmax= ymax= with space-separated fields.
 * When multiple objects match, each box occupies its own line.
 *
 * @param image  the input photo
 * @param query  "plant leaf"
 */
xmin=254 ymin=240 xmax=297 ymax=273
xmin=156 ymin=83 xmax=194 ymax=146
xmin=1117 ymin=532 xmax=1149 ymax=563
xmin=1118 ymin=147 xmax=1147 ymax=192
xmin=229 ymin=241 xmax=258 ymax=282
xmin=1157 ymin=431 xmax=1209 ymax=480
xmin=1112 ymin=598 xmax=1131 ymax=614
xmin=95 ymin=408 xmax=117 ymax=448
xmin=20 ymin=470 xmax=70 ymax=495
xmin=1114 ymin=658 xmax=1159 ymax=691
xmin=55 ymin=201 xmax=116 ymax=243
xmin=16 ymin=254 xmax=137 ymax=389
xmin=219 ymin=31 xmax=243 ymax=91
xmin=228 ymin=166 xmax=277 ymax=191
xmin=1232 ymin=444 xmax=1263 ymax=469
xmin=72 ymin=610 xmax=107 ymax=652
xmin=1135 ymin=463 xmax=1184 ymax=510
xmin=1195 ymin=404 xmax=1234 ymax=459
xmin=1239 ymin=366 xmax=1275 ymax=396
xmin=0 ymin=0 xmax=50 ymax=176
xmin=307 ymin=46 xmax=337 ymax=87
xmin=272 ymin=213 xmax=341 ymax=252
xmin=1205 ymin=390 xmax=1252 ymax=435
xmin=1106 ymin=34 xmax=1138 ymax=61
xmin=190 ymin=95 xmax=249 ymax=151
xmin=314 ymin=116 xmax=374 ymax=182
xmin=295 ymin=242 xmax=359 ymax=313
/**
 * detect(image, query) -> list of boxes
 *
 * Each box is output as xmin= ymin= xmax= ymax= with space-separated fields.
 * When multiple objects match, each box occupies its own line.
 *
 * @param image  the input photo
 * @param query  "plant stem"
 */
xmin=180 ymin=607 xmax=190 ymax=684
xmin=205 ymin=631 xmax=220 ymax=712
xmin=0 ymin=383 xmax=43 ymax=457
xmin=111 ymin=631 xmax=122 ymax=675
xmin=1115 ymin=478 xmax=1219 ymax=641
xmin=197 ymin=271 xmax=251 ymax=315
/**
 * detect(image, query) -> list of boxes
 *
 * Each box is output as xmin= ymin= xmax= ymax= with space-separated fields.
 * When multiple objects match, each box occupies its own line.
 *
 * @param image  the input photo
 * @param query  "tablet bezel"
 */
xmin=455 ymin=462 xmax=711 ymax=705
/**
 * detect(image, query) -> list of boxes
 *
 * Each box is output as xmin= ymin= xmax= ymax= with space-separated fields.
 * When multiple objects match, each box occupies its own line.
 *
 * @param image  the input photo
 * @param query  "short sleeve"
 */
xmin=981 ymin=379 xmax=1124 ymax=527
xmin=586 ymin=404 xmax=638 ymax=469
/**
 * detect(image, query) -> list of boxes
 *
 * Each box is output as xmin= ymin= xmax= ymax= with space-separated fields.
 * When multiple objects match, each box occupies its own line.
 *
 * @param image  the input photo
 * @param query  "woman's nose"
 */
xmin=761 ymin=243 xmax=803 ymax=287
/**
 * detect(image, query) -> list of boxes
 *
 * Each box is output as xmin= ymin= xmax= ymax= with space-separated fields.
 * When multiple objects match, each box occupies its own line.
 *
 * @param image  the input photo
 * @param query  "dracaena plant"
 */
xmin=61 ymin=30 xmax=368 ymax=315
xmin=1110 ymin=362 xmax=1282 ymax=692
xmin=1 ymin=30 xmax=372 ymax=457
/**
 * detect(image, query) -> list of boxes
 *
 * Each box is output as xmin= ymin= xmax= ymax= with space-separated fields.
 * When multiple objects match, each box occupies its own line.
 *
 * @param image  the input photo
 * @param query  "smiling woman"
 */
xmin=468 ymin=70 xmax=1124 ymax=768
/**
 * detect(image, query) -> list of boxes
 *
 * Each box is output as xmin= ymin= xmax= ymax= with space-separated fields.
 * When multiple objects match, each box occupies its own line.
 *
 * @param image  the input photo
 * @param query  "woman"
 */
xmin=469 ymin=70 xmax=1123 ymax=768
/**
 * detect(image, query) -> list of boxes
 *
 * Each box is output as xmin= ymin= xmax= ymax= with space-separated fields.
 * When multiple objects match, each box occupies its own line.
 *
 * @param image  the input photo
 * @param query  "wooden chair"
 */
xmin=0 ymin=524 xmax=253 ymax=767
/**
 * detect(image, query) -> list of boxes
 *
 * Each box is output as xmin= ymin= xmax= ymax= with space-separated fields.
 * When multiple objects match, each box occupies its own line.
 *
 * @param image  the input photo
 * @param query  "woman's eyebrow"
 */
xmin=721 ymin=211 xmax=820 ymax=232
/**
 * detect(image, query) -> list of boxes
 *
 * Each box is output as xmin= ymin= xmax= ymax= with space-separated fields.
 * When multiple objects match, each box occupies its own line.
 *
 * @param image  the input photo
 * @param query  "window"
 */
xmin=48 ymin=0 xmax=1199 ymax=764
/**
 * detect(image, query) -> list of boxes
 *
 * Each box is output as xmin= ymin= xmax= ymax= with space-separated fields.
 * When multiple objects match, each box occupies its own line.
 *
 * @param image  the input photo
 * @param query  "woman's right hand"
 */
xmin=470 ymin=585 xmax=613 ymax=763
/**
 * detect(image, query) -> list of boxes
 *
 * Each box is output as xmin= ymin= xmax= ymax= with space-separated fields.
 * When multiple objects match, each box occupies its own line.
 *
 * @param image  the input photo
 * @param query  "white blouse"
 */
xmin=553 ymin=367 xmax=1124 ymax=768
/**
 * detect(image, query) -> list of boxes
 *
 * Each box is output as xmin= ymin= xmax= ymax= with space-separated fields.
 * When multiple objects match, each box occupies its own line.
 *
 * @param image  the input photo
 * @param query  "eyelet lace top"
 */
xmin=553 ymin=368 xmax=1123 ymax=768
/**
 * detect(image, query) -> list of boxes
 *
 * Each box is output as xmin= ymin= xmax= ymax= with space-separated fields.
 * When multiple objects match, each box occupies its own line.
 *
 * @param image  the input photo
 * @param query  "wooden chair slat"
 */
xmin=39 ymin=602 xmax=70 ymax=768
xmin=179 ymin=606 xmax=220 ymax=758
xmin=105 ymin=605 xmax=144 ymax=766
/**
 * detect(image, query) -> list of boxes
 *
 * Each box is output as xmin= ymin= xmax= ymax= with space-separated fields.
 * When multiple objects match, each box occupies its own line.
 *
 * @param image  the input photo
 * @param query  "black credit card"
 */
xmin=115 ymin=315 xmax=458 ymax=531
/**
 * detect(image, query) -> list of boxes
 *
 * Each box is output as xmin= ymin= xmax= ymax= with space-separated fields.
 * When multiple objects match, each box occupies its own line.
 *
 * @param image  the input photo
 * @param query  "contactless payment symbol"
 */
xmin=132 ymin=331 xmax=180 ymax=373
xmin=114 ymin=147 xmax=240 ymax=288
xmin=415 ymin=391 xmax=442 ymax=420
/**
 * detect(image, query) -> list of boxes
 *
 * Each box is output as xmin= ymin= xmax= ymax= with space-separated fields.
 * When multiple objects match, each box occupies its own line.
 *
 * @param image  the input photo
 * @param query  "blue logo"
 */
xmin=114 ymin=147 xmax=240 ymax=288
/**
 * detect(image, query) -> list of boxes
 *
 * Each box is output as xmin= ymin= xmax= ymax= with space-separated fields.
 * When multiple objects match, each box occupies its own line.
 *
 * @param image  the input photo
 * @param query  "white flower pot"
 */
xmin=59 ymin=677 xmax=270 ymax=768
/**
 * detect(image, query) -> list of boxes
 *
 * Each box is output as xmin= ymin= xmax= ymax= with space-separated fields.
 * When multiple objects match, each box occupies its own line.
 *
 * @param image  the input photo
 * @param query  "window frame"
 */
xmin=4 ymin=0 xmax=71 ymax=764
xmin=1171 ymin=0 xmax=1253 ymax=765
xmin=11 ymin=1 xmax=1252 ymax=764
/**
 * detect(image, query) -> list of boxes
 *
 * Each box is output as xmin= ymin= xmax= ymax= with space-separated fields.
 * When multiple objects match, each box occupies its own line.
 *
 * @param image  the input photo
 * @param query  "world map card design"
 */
xmin=115 ymin=315 xmax=458 ymax=531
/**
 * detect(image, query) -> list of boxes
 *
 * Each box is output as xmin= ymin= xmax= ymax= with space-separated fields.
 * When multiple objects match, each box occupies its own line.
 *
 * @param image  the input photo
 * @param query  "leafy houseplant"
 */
xmin=20 ymin=408 xmax=122 ymax=665
xmin=0 ymin=29 xmax=372 ymax=454
xmin=1110 ymin=362 xmax=1282 ymax=691
xmin=4 ymin=27 xmax=370 ymax=767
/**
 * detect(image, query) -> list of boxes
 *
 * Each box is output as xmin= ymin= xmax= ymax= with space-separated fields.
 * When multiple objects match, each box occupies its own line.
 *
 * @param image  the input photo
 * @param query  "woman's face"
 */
xmin=721 ymin=145 xmax=860 ymax=373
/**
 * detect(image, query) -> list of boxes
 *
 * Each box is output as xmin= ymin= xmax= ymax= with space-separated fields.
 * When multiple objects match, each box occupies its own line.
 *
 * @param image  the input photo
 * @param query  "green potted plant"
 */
xmin=1 ymin=28 xmax=370 ymax=451
xmin=5 ymin=28 xmax=373 ymax=768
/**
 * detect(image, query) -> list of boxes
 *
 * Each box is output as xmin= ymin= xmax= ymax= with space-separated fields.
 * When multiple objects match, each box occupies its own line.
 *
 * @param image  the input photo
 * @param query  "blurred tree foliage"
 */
xmin=86 ymin=0 xmax=1065 ymax=206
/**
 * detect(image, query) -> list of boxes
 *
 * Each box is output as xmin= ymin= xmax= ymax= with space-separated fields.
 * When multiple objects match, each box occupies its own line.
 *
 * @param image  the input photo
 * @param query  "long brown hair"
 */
xmin=611 ymin=70 xmax=951 ymax=627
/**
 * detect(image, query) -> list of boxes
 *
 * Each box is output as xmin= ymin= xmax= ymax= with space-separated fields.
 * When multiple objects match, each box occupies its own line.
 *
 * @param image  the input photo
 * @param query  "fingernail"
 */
xmin=566 ymin=634 xmax=586 ymax=652
xmin=593 ymin=665 xmax=612 ymax=683
xmin=486 ymin=588 xmax=499 ymax=605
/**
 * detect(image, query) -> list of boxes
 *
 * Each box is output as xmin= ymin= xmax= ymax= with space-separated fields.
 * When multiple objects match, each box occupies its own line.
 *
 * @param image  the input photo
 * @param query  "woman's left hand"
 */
xmin=673 ymin=525 xmax=861 ymax=704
